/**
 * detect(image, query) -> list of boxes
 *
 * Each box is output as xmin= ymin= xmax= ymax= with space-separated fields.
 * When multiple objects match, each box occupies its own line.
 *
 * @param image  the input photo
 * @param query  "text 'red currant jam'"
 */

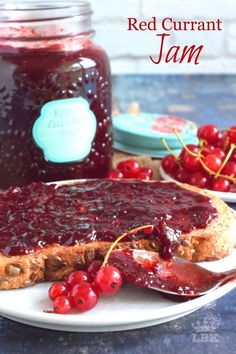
xmin=127 ymin=17 xmax=223 ymax=65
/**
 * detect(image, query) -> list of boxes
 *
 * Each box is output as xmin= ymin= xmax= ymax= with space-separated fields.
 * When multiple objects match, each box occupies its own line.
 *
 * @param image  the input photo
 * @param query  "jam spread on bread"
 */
xmin=0 ymin=180 xmax=217 ymax=257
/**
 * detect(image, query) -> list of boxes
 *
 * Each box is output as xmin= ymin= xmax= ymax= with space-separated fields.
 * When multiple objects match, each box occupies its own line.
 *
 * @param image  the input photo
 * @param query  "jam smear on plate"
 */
xmin=0 ymin=180 xmax=217 ymax=257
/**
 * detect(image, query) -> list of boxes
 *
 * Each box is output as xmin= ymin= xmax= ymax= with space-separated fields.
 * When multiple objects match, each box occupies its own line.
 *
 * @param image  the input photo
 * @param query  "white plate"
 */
xmin=159 ymin=165 xmax=236 ymax=203
xmin=0 ymin=180 xmax=235 ymax=332
xmin=0 ymin=250 xmax=235 ymax=332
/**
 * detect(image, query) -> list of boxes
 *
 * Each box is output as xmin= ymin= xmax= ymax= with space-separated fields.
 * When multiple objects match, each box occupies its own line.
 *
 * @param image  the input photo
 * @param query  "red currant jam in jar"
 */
xmin=0 ymin=2 xmax=112 ymax=188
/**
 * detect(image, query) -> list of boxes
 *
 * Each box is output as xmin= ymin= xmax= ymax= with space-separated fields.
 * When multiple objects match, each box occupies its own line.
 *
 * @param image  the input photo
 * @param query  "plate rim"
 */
xmin=2 ymin=308 xmax=200 ymax=332
xmin=0 ymin=256 xmax=235 ymax=327
xmin=0 ymin=283 xmax=235 ymax=327
xmin=159 ymin=165 xmax=236 ymax=202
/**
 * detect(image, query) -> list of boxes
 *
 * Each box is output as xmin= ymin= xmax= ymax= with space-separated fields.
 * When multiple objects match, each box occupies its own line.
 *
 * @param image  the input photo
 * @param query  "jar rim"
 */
xmin=0 ymin=1 xmax=92 ymax=22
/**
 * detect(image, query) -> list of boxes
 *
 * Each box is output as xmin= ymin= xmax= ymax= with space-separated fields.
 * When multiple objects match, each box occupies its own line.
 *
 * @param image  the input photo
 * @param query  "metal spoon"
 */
xmin=108 ymin=249 xmax=236 ymax=297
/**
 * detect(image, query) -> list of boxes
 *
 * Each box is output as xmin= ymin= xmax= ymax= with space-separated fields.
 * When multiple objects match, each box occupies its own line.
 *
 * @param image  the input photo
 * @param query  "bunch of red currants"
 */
xmin=48 ymin=262 xmax=122 ymax=314
xmin=107 ymin=159 xmax=153 ymax=180
xmin=48 ymin=225 xmax=151 ymax=315
xmin=161 ymin=124 xmax=236 ymax=192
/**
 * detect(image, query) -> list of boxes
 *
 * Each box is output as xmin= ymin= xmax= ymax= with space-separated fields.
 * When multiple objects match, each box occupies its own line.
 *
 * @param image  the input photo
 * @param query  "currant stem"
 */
xmin=173 ymin=129 xmax=199 ymax=157
xmin=174 ymin=129 xmax=236 ymax=182
xmin=215 ymin=143 xmax=236 ymax=178
xmin=198 ymin=154 xmax=236 ymax=182
xmin=199 ymin=139 xmax=207 ymax=148
xmin=102 ymin=225 xmax=153 ymax=268
xmin=227 ymin=128 xmax=236 ymax=134
xmin=198 ymin=155 xmax=215 ymax=175
xmin=160 ymin=138 xmax=178 ymax=159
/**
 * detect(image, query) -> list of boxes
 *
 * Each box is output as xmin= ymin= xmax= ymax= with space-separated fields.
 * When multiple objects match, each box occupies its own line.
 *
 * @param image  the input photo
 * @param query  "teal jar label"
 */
xmin=32 ymin=97 xmax=97 ymax=163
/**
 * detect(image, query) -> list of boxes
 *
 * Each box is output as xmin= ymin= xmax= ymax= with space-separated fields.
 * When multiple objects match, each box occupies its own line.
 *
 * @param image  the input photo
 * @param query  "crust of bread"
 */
xmin=0 ymin=181 xmax=235 ymax=290
xmin=175 ymin=183 xmax=236 ymax=261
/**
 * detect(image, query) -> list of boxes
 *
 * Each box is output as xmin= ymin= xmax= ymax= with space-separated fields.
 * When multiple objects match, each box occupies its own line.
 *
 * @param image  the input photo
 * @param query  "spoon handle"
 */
xmin=219 ymin=268 xmax=236 ymax=285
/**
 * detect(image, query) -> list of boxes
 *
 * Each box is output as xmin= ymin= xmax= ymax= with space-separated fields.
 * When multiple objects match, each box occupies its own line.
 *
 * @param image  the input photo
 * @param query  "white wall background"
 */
xmin=91 ymin=0 xmax=236 ymax=74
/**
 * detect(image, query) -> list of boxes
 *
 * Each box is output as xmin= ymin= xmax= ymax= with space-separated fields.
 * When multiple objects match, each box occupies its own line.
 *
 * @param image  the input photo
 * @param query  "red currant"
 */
xmin=201 ymin=144 xmax=215 ymax=156
xmin=182 ymin=152 xmax=201 ymax=172
xmin=180 ymin=145 xmax=199 ymax=161
xmin=211 ymin=148 xmax=225 ymax=161
xmin=202 ymin=154 xmax=222 ymax=173
xmin=87 ymin=260 xmax=103 ymax=278
xmin=197 ymin=124 xmax=220 ymax=144
xmin=142 ymin=167 xmax=153 ymax=178
xmin=48 ymin=282 xmax=69 ymax=301
xmin=214 ymin=132 xmax=230 ymax=150
xmin=211 ymin=177 xmax=230 ymax=192
xmin=174 ymin=168 xmax=190 ymax=183
xmin=229 ymin=151 xmax=236 ymax=163
xmin=227 ymin=126 xmax=236 ymax=144
xmin=230 ymin=184 xmax=236 ymax=193
xmin=94 ymin=265 xmax=122 ymax=295
xmin=67 ymin=271 xmax=92 ymax=290
xmin=70 ymin=283 xmax=99 ymax=312
xmin=137 ymin=167 xmax=153 ymax=181
xmin=107 ymin=170 xmax=124 ymax=179
xmin=136 ymin=172 xmax=150 ymax=181
xmin=53 ymin=296 xmax=71 ymax=314
xmin=188 ymin=172 xmax=209 ymax=189
xmin=117 ymin=159 xmax=141 ymax=178
xmin=161 ymin=155 xmax=178 ymax=174
xmin=222 ymin=162 xmax=236 ymax=177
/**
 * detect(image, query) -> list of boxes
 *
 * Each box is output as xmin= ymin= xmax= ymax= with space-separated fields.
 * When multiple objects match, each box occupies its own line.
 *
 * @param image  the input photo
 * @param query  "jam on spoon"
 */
xmin=108 ymin=249 xmax=236 ymax=297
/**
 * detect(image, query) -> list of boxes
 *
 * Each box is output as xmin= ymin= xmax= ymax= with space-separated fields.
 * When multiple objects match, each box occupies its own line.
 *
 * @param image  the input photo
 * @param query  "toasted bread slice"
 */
xmin=0 ymin=180 xmax=235 ymax=290
xmin=175 ymin=183 xmax=236 ymax=261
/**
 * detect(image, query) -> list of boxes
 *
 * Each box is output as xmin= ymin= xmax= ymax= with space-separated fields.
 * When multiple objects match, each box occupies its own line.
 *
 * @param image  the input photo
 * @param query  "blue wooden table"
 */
xmin=1 ymin=75 xmax=236 ymax=354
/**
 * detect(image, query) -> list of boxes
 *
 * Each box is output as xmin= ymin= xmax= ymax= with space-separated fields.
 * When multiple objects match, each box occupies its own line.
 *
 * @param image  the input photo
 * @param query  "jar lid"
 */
xmin=113 ymin=113 xmax=198 ymax=158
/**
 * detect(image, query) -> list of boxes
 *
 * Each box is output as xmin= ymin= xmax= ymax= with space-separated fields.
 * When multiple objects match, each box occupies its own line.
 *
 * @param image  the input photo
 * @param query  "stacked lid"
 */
xmin=112 ymin=111 xmax=198 ymax=158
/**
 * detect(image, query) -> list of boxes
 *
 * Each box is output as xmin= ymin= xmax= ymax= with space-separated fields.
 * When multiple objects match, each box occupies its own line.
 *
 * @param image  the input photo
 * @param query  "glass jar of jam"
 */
xmin=0 ymin=1 xmax=112 ymax=188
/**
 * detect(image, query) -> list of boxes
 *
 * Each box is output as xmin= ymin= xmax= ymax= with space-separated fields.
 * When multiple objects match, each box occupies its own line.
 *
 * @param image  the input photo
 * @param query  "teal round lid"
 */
xmin=113 ymin=141 xmax=185 ymax=158
xmin=112 ymin=113 xmax=198 ymax=157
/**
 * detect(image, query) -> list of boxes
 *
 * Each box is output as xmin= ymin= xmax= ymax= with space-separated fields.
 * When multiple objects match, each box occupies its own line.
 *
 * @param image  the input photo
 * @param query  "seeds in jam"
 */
xmin=0 ymin=180 xmax=217 ymax=256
